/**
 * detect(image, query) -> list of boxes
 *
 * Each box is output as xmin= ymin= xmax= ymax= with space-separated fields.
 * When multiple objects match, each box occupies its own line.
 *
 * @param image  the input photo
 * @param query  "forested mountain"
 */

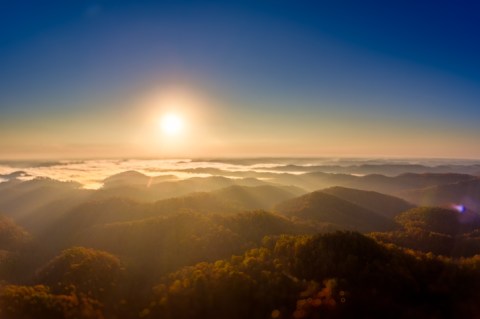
xmin=400 ymin=178 xmax=480 ymax=212
xmin=3 ymin=232 xmax=480 ymax=319
xmin=211 ymin=185 xmax=306 ymax=210
xmin=371 ymin=207 xmax=480 ymax=256
xmin=321 ymin=186 xmax=414 ymax=218
xmin=275 ymin=191 xmax=396 ymax=232
xmin=41 ymin=184 xmax=305 ymax=243
xmin=143 ymin=232 xmax=480 ymax=319
xmin=96 ymin=175 xmax=271 ymax=202
xmin=1 ymin=170 xmax=480 ymax=318
xmin=0 ymin=171 xmax=473 ymax=234
xmin=0 ymin=178 xmax=92 ymax=234
xmin=75 ymin=211 xmax=312 ymax=278
xmin=0 ymin=215 xmax=30 ymax=251
xmin=102 ymin=171 xmax=178 ymax=188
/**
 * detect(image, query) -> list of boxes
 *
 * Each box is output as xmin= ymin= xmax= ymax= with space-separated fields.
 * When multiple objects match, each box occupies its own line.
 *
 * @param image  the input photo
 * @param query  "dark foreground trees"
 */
xmin=142 ymin=232 xmax=480 ymax=319
xmin=0 ymin=285 xmax=104 ymax=319
xmin=1 ymin=230 xmax=480 ymax=319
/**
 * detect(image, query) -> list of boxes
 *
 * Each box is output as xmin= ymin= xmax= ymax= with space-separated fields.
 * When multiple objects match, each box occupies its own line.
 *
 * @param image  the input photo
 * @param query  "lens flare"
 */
xmin=452 ymin=204 xmax=466 ymax=213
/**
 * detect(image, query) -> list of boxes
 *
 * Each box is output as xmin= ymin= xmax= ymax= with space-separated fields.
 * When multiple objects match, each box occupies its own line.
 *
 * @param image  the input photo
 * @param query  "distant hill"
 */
xmin=77 ymin=211 xmax=310 ymax=277
xmin=400 ymin=178 xmax=480 ymax=213
xmin=270 ymin=171 xmax=475 ymax=195
xmin=0 ymin=171 xmax=30 ymax=181
xmin=95 ymin=175 xmax=270 ymax=202
xmin=212 ymin=210 xmax=314 ymax=243
xmin=0 ymin=178 xmax=92 ymax=234
xmin=274 ymin=191 xmax=396 ymax=232
xmin=38 ymin=184 xmax=307 ymax=250
xmin=102 ymin=170 xmax=178 ymax=188
xmin=211 ymin=184 xmax=306 ymax=210
xmin=148 ymin=184 xmax=305 ymax=215
xmin=266 ymin=163 xmax=480 ymax=176
xmin=396 ymin=207 xmax=462 ymax=235
xmin=321 ymin=186 xmax=414 ymax=218
xmin=371 ymin=207 xmax=480 ymax=256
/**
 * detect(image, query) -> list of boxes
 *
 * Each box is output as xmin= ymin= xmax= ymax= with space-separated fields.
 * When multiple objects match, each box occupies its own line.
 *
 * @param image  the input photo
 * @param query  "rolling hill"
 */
xmin=270 ymin=171 xmax=475 ymax=195
xmin=0 ymin=178 xmax=93 ymax=234
xmin=96 ymin=175 xmax=270 ymax=202
xmin=0 ymin=215 xmax=30 ymax=251
xmin=102 ymin=170 xmax=178 ymax=188
xmin=371 ymin=207 xmax=480 ymax=256
xmin=400 ymin=178 xmax=480 ymax=213
xmin=274 ymin=191 xmax=396 ymax=232
xmin=321 ymin=186 xmax=414 ymax=218
xmin=211 ymin=184 xmax=306 ymax=210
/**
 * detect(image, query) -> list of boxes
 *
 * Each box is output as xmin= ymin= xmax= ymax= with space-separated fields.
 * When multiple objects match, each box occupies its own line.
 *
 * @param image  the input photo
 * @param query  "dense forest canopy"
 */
xmin=1 ymin=164 xmax=480 ymax=318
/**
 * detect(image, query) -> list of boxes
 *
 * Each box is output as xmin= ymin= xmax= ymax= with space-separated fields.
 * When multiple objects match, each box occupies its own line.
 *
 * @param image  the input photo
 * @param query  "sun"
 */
xmin=160 ymin=113 xmax=184 ymax=136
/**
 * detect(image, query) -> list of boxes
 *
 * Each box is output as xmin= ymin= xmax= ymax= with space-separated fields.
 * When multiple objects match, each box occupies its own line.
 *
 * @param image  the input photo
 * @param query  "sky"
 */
xmin=1 ymin=0 xmax=479 ymax=159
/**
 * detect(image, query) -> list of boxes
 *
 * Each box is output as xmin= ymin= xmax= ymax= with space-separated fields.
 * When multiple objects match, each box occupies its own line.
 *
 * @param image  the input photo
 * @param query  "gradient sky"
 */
xmin=1 ymin=0 xmax=480 ymax=159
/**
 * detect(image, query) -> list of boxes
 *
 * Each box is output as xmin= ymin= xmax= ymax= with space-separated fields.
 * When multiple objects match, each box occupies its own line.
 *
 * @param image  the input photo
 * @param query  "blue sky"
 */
xmin=1 ymin=1 xmax=479 ymax=158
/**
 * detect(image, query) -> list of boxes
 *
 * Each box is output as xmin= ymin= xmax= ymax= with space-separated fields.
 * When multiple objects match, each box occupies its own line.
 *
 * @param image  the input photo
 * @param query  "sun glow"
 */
xmin=135 ymin=86 xmax=215 ymax=156
xmin=160 ymin=113 xmax=184 ymax=136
